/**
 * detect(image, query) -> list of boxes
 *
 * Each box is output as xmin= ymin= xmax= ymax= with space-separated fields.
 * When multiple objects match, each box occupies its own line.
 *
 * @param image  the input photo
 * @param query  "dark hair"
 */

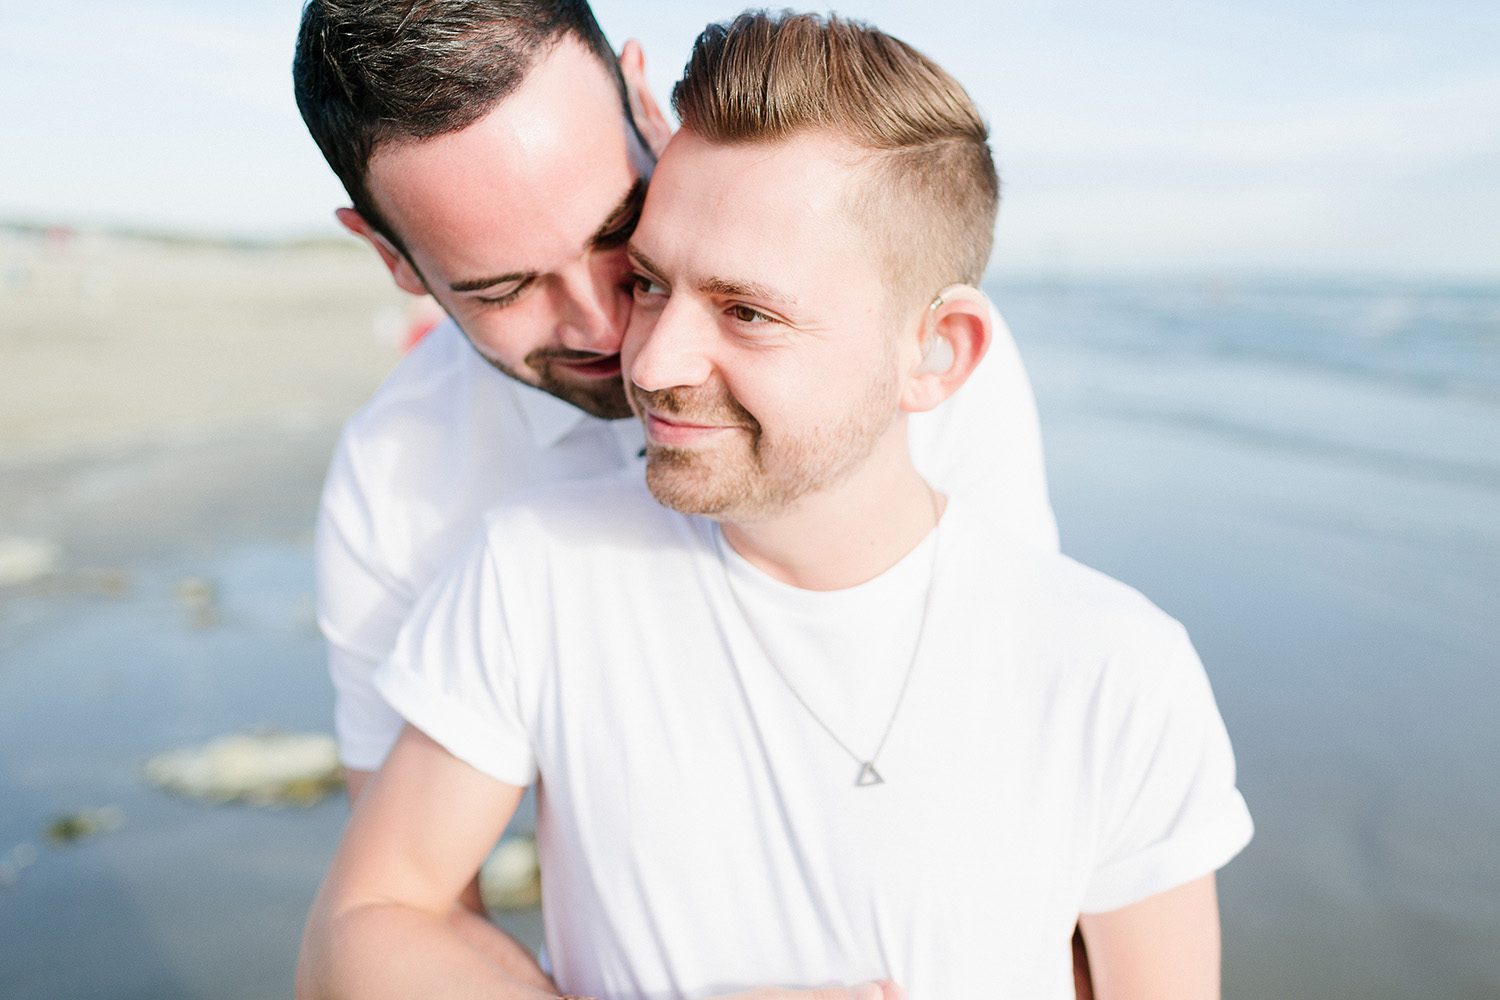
xmin=293 ymin=0 xmax=625 ymax=252
xmin=673 ymin=10 xmax=999 ymax=311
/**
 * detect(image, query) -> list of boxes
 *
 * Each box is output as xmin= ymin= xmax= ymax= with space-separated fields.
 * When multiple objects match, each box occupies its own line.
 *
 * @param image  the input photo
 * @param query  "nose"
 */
xmin=553 ymin=250 xmax=633 ymax=355
xmin=626 ymin=292 xmax=715 ymax=393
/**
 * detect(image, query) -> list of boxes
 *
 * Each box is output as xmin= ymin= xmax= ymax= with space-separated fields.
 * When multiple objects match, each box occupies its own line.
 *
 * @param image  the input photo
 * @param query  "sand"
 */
xmin=0 ymin=227 xmax=405 ymax=460
xmin=3 ymin=235 xmax=1497 ymax=998
xmin=0 ymin=227 xmax=412 ymax=565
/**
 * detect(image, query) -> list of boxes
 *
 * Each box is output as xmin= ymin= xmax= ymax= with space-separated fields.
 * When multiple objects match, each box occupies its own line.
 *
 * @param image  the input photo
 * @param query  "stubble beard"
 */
xmin=631 ymin=367 xmax=900 ymax=522
xmin=479 ymin=345 xmax=634 ymax=420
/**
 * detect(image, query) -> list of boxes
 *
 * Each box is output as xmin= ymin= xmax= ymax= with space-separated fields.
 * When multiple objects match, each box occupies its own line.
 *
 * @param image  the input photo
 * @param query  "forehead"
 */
xmin=365 ymin=39 xmax=641 ymax=276
xmin=634 ymin=131 xmax=879 ymax=297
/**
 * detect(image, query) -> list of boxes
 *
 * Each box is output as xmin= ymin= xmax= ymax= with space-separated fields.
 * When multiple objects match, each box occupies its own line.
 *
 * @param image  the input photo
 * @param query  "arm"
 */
xmin=299 ymin=725 xmax=555 ymax=1000
xmin=342 ymin=768 xmax=556 ymax=992
xmin=1077 ymin=874 xmax=1221 ymax=1000
xmin=319 ymin=435 xmax=554 ymax=991
xmin=304 ymin=729 xmax=900 ymax=1000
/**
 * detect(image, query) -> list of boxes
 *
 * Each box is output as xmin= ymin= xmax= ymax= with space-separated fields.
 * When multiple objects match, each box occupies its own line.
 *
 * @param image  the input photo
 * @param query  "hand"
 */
xmin=709 ymin=982 xmax=905 ymax=1000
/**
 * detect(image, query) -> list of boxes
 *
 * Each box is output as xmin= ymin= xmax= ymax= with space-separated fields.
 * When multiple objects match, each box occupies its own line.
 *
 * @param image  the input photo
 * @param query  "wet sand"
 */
xmin=2 ymin=233 xmax=1497 ymax=997
xmin=0 ymin=229 xmax=548 ymax=1000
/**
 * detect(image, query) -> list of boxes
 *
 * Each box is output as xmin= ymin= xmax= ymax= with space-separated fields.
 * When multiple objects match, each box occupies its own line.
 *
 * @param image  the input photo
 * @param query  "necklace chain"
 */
xmin=717 ymin=486 xmax=942 ymax=787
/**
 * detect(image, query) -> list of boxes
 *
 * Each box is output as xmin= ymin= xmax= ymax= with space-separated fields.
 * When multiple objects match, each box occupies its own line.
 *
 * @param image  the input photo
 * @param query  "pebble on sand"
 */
xmin=0 ymin=536 xmax=61 ymax=586
xmin=43 ymin=806 xmax=125 ymax=846
xmin=143 ymin=731 xmax=344 ymax=807
xmin=480 ymin=835 xmax=542 ymax=911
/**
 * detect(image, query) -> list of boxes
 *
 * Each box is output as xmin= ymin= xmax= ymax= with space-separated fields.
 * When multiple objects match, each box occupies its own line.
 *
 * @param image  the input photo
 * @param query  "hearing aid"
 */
xmin=917 ymin=292 xmax=955 ymax=375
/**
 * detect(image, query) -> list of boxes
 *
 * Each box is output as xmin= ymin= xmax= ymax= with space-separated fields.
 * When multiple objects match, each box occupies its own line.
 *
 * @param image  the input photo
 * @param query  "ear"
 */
xmin=335 ymin=207 xmax=428 ymax=297
xmin=618 ymin=39 xmax=673 ymax=157
xmin=899 ymin=284 xmax=993 ymax=414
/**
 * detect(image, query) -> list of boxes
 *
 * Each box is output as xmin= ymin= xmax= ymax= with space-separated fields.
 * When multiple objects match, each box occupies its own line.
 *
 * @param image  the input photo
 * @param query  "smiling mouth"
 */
xmin=643 ymin=410 xmax=745 ymax=447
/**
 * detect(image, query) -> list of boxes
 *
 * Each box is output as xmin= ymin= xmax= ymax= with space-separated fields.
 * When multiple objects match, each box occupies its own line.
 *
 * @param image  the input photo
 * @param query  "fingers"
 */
xmin=809 ymin=980 xmax=901 ymax=1000
xmin=709 ymin=980 xmax=903 ymax=1000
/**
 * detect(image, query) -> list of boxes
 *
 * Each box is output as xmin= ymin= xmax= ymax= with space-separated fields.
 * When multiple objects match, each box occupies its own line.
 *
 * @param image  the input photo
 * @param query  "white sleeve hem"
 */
xmin=374 ymin=662 xmax=538 ymax=789
xmin=1080 ymin=790 xmax=1254 ymax=914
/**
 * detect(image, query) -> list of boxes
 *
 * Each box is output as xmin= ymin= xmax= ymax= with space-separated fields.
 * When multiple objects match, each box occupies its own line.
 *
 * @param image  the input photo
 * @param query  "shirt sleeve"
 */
xmin=315 ymin=429 xmax=414 ymax=771
xmin=908 ymin=301 xmax=1059 ymax=553
xmin=373 ymin=523 xmax=539 ymax=788
xmin=1081 ymin=622 xmax=1254 ymax=913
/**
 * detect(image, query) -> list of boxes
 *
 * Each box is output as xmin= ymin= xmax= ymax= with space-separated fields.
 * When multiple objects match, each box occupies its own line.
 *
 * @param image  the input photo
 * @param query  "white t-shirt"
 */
xmin=376 ymin=475 xmax=1252 ymax=1000
xmin=319 ymin=310 xmax=1058 ymax=769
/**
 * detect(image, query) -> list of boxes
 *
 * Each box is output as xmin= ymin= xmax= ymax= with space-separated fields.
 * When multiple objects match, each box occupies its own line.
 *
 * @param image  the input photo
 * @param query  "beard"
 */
xmin=479 ymin=345 xmax=633 ymax=420
xmin=628 ymin=366 xmax=899 ymax=522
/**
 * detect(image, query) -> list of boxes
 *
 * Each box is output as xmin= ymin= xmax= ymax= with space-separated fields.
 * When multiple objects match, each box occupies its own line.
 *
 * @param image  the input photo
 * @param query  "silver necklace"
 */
xmin=717 ymin=486 xmax=942 ymax=787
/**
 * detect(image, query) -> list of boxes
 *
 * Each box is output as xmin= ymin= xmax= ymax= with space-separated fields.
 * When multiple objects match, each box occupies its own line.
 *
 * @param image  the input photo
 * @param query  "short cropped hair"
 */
xmin=672 ymin=10 xmax=1000 ymax=316
xmin=293 ymin=0 xmax=625 ymax=253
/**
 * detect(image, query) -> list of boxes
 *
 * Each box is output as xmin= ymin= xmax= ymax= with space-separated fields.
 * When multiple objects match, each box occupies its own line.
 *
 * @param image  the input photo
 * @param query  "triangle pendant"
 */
xmin=855 ymin=762 xmax=885 ymax=787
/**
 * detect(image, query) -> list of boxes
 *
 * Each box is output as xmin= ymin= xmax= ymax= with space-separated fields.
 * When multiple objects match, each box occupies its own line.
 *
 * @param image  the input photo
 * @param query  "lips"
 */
xmin=642 ymin=410 xmax=743 ymax=447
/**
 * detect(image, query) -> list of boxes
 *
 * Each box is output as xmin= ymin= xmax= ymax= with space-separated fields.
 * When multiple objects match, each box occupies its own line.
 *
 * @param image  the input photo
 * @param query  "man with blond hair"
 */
xmin=297 ymin=11 xmax=1251 ymax=1000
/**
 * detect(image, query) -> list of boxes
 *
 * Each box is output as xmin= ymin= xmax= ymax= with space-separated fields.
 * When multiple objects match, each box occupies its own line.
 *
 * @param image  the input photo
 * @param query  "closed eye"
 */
xmin=473 ymin=277 xmax=533 ymax=307
xmin=592 ymin=179 xmax=648 ymax=250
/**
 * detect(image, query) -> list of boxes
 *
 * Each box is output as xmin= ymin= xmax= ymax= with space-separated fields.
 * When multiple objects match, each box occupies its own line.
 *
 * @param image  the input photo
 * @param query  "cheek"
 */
xmin=464 ymin=322 xmax=530 ymax=369
xmin=460 ymin=300 xmax=559 ymax=370
xmin=619 ymin=311 xmax=648 ymax=375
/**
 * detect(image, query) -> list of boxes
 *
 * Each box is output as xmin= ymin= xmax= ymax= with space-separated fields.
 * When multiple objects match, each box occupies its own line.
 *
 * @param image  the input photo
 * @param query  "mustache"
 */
xmin=526 ymin=346 xmax=619 ymax=365
xmin=630 ymin=382 xmax=760 ymax=432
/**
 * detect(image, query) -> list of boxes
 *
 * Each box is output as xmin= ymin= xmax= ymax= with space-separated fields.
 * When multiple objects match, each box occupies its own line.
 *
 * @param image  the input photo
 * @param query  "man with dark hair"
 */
xmin=297 ymin=11 xmax=1250 ymax=1000
xmin=292 ymin=0 xmax=1054 ymax=776
xmin=292 ymin=0 xmax=1058 ymax=981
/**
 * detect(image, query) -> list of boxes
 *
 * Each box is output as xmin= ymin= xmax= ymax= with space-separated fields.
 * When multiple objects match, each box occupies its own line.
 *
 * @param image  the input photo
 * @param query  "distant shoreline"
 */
xmin=0 ymin=218 xmax=363 ymax=254
xmin=5 ymin=217 xmax=1496 ymax=290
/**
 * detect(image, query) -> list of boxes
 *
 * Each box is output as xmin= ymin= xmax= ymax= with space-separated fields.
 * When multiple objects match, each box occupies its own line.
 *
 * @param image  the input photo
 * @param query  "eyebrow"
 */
xmin=447 ymin=178 xmax=649 ymax=294
xmin=588 ymin=177 xmax=648 ymax=248
xmin=628 ymin=246 xmax=797 ymax=307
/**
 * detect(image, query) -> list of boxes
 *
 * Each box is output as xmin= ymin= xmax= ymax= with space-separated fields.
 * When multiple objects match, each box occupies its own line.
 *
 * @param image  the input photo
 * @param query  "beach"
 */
xmin=1 ymin=230 xmax=1497 ymax=997
xmin=1000 ymin=278 xmax=1500 ymax=997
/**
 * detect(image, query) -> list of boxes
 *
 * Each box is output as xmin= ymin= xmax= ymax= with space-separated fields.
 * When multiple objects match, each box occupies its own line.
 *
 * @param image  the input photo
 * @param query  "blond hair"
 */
xmin=672 ymin=10 xmax=999 ymax=314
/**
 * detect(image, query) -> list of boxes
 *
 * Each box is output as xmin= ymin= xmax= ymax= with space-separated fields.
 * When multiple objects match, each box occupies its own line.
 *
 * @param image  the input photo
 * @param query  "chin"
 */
xmin=644 ymin=451 xmax=790 ymax=522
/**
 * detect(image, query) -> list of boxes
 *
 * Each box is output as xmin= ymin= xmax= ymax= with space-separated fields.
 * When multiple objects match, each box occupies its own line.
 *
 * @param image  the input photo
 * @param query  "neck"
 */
xmin=719 ymin=426 xmax=944 ymax=591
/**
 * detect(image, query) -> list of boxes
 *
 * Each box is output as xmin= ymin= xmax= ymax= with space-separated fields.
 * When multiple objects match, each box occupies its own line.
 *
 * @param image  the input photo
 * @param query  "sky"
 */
xmin=2 ymin=0 xmax=1497 ymax=278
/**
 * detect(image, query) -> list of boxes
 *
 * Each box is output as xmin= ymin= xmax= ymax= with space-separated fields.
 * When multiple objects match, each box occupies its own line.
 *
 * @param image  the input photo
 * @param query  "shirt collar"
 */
xmin=511 ymin=376 xmax=600 ymax=451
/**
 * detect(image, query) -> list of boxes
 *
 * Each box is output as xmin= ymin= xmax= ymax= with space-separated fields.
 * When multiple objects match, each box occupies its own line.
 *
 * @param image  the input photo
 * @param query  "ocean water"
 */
xmin=1 ymin=277 xmax=1496 ymax=997
xmin=992 ymin=275 xmax=1500 ymax=998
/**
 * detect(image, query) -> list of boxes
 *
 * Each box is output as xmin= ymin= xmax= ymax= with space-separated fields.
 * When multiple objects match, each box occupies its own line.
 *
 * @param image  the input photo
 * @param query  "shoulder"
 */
xmin=337 ymin=319 xmax=521 ymax=463
xmin=320 ymin=319 xmax=565 ymax=543
xmin=944 ymin=499 xmax=1195 ymax=682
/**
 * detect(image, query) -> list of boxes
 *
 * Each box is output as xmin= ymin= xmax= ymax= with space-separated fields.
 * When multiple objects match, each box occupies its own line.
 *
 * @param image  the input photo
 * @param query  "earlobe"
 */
xmin=618 ymin=39 xmax=673 ymax=157
xmin=335 ymin=207 xmax=428 ymax=297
